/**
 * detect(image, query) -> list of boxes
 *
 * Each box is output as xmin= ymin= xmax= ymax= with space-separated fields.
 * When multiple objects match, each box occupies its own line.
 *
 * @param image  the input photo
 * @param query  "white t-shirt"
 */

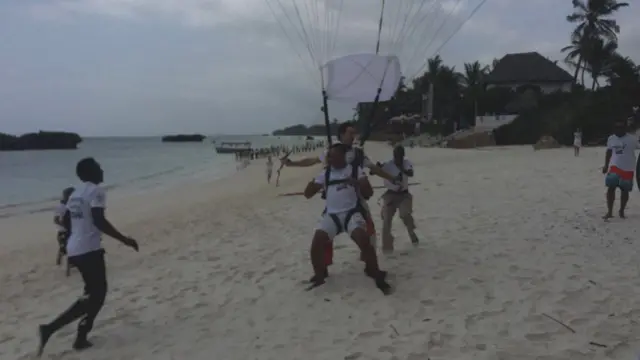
xmin=54 ymin=203 xmax=67 ymax=232
xmin=607 ymin=134 xmax=640 ymax=172
xmin=381 ymin=159 xmax=413 ymax=191
xmin=65 ymin=182 xmax=106 ymax=257
xmin=314 ymin=165 xmax=366 ymax=214
xmin=318 ymin=143 xmax=373 ymax=168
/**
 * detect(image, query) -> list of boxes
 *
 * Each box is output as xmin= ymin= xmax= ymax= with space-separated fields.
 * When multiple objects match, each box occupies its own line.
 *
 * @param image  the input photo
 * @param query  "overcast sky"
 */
xmin=0 ymin=0 xmax=638 ymax=136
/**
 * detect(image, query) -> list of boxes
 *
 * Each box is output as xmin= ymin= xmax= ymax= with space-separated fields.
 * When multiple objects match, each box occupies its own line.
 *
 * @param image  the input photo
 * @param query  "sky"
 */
xmin=0 ymin=0 xmax=638 ymax=137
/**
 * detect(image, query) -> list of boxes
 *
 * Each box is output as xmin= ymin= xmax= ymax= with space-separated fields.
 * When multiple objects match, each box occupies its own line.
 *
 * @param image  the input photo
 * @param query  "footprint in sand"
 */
xmin=524 ymin=332 xmax=554 ymax=342
xmin=354 ymin=330 xmax=384 ymax=340
xmin=344 ymin=352 xmax=363 ymax=360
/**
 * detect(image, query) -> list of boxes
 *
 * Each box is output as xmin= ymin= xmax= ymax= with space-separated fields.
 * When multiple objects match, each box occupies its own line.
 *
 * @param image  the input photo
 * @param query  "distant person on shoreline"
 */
xmin=602 ymin=120 xmax=639 ymax=220
xmin=303 ymin=143 xmax=391 ymax=295
xmin=282 ymin=122 xmax=398 ymax=268
xmin=54 ymin=186 xmax=75 ymax=272
xmin=380 ymin=145 xmax=419 ymax=253
xmin=38 ymin=157 xmax=139 ymax=357
xmin=266 ymin=155 xmax=274 ymax=183
xmin=573 ymin=128 xmax=582 ymax=156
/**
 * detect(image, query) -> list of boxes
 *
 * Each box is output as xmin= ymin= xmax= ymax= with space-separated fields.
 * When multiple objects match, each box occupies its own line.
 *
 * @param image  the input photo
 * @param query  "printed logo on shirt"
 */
xmin=68 ymin=198 xmax=84 ymax=219
xmin=612 ymin=143 xmax=626 ymax=154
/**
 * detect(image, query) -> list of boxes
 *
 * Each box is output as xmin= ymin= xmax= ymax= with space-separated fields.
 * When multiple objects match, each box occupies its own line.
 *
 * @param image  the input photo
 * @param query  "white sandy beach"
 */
xmin=4 ymin=143 xmax=640 ymax=360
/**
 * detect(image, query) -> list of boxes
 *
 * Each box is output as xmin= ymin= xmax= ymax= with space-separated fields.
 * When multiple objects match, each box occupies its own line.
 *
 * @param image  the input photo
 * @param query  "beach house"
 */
xmin=473 ymin=52 xmax=575 ymax=132
xmin=485 ymin=52 xmax=574 ymax=94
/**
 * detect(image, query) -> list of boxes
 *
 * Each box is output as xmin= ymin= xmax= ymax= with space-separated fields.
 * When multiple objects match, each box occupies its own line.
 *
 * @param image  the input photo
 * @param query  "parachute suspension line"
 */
xmin=404 ymin=0 xmax=462 ymax=77
xmin=374 ymin=0 xmax=386 ymax=54
xmin=328 ymin=0 xmax=345 ymax=59
xmin=360 ymin=58 xmax=393 ymax=147
xmin=388 ymin=0 xmax=430 ymax=56
xmin=320 ymin=66 xmax=332 ymax=145
xmin=290 ymin=0 xmax=321 ymax=67
xmin=270 ymin=0 xmax=318 ymax=70
xmin=384 ymin=0 xmax=407 ymax=56
xmin=392 ymin=0 xmax=440 ymax=60
xmin=263 ymin=0 xmax=320 ymax=87
xmin=410 ymin=0 xmax=490 ymax=79
xmin=301 ymin=0 xmax=322 ymax=64
xmin=361 ymin=0 xmax=389 ymax=146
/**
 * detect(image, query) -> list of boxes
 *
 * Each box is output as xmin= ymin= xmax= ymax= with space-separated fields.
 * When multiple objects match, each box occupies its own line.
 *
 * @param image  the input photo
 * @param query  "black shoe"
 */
xmin=374 ymin=274 xmax=392 ymax=295
xmin=409 ymin=231 xmax=419 ymax=245
xmin=72 ymin=338 xmax=93 ymax=351
xmin=37 ymin=325 xmax=53 ymax=357
xmin=305 ymin=274 xmax=326 ymax=291
xmin=308 ymin=268 xmax=329 ymax=283
xmin=365 ymin=268 xmax=387 ymax=280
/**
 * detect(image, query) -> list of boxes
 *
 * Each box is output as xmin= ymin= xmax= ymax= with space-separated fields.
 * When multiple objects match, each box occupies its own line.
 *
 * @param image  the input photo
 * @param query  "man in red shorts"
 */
xmin=602 ymin=119 xmax=640 ymax=219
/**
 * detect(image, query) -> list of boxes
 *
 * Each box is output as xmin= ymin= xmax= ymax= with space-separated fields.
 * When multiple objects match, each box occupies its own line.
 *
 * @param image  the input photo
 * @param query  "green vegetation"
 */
xmin=273 ymin=0 xmax=638 ymax=145
xmin=496 ymin=0 xmax=636 ymax=145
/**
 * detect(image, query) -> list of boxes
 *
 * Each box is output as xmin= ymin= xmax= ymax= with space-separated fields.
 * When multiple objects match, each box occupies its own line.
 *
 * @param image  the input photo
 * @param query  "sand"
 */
xmin=3 ymin=143 xmax=640 ymax=360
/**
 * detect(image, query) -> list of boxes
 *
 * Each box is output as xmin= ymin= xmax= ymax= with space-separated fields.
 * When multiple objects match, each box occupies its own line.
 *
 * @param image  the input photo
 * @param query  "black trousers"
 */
xmin=48 ymin=249 xmax=107 ymax=339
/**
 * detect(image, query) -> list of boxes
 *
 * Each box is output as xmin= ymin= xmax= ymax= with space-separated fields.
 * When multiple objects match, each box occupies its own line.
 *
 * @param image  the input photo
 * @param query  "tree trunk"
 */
xmin=573 ymin=57 xmax=582 ymax=83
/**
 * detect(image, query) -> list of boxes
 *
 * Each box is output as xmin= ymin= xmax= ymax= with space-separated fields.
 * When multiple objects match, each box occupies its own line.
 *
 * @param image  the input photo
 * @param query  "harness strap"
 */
xmin=323 ymin=201 xmax=366 ymax=236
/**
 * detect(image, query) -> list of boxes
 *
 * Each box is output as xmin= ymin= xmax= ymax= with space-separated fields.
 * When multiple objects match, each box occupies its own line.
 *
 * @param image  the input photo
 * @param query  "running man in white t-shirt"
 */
xmin=573 ymin=128 xmax=582 ymax=157
xmin=303 ymin=143 xmax=391 ymax=295
xmin=602 ymin=120 xmax=640 ymax=219
xmin=38 ymin=158 xmax=140 ymax=357
xmin=380 ymin=145 xmax=418 ymax=252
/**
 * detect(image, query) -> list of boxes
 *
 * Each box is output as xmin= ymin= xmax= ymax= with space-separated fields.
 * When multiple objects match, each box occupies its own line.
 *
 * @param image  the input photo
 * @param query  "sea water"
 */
xmin=0 ymin=135 xmax=310 ymax=218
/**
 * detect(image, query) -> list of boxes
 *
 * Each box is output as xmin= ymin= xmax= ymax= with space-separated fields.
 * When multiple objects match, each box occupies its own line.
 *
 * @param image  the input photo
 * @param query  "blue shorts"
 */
xmin=605 ymin=172 xmax=634 ymax=191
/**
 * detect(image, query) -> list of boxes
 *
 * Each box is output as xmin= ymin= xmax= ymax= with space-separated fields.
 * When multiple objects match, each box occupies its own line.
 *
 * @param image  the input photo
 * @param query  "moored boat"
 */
xmin=214 ymin=141 xmax=252 ymax=154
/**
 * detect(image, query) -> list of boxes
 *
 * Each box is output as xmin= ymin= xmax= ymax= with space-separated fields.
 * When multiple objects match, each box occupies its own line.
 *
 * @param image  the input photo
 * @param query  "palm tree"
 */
xmin=491 ymin=58 xmax=500 ymax=72
xmin=462 ymin=61 xmax=490 ymax=122
xmin=603 ymin=54 xmax=640 ymax=88
xmin=462 ymin=61 xmax=490 ymax=89
xmin=562 ymin=34 xmax=590 ymax=83
xmin=582 ymin=38 xmax=618 ymax=90
xmin=565 ymin=0 xmax=628 ymax=86
xmin=567 ymin=0 xmax=629 ymax=42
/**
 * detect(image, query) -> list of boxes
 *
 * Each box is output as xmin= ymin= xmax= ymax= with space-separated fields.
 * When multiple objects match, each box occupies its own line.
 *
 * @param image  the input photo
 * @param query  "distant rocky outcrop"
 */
xmin=446 ymin=131 xmax=496 ymax=149
xmin=533 ymin=135 xmax=561 ymax=150
xmin=161 ymin=134 xmax=206 ymax=142
xmin=0 ymin=131 xmax=82 ymax=151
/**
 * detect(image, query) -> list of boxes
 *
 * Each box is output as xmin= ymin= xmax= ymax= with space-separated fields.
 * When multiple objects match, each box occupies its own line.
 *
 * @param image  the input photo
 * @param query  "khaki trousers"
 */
xmin=381 ymin=191 xmax=415 ymax=251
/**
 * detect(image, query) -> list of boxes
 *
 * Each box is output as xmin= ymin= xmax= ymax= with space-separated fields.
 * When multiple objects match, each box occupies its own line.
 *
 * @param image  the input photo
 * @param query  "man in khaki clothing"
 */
xmin=380 ymin=145 xmax=418 ymax=253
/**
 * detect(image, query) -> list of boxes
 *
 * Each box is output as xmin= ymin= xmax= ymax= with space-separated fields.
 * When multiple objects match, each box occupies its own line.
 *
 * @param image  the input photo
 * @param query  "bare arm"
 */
xmin=304 ymin=181 xmax=323 ymax=199
xmin=602 ymin=149 xmax=612 ymax=173
xmin=287 ymin=157 xmax=322 ymax=167
xmin=92 ymin=208 xmax=130 ymax=243
xmin=63 ymin=211 xmax=71 ymax=231
xmin=367 ymin=163 xmax=396 ymax=182
xmin=358 ymin=177 xmax=374 ymax=199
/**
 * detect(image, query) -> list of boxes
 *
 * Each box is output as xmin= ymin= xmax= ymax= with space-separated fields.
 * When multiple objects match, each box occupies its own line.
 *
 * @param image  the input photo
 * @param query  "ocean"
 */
xmin=0 ymin=135 xmax=311 ymax=218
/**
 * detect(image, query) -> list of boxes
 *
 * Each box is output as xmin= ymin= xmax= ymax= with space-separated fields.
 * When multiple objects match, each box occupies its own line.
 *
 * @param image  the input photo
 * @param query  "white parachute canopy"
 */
xmin=324 ymin=54 xmax=401 ymax=103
